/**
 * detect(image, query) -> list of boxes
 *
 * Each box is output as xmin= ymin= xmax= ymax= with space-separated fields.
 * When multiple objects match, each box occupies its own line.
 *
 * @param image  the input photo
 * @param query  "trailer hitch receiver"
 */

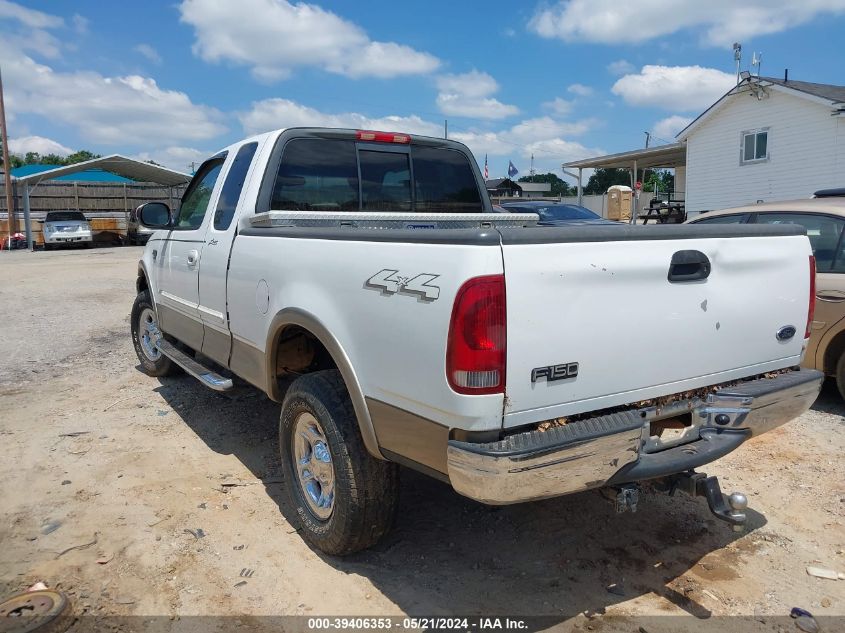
xmin=656 ymin=471 xmax=748 ymax=531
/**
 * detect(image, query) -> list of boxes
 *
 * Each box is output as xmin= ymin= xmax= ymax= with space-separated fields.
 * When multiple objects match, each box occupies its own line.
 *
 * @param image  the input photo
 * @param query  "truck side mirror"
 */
xmin=138 ymin=202 xmax=172 ymax=228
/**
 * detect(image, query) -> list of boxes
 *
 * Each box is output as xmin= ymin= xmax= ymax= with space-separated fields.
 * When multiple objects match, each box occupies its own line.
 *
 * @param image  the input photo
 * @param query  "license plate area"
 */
xmin=642 ymin=412 xmax=700 ymax=453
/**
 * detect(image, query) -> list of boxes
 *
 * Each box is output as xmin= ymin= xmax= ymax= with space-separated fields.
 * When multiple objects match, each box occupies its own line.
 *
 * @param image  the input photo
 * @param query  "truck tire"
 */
xmin=836 ymin=352 xmax=845 ymax=400
xmin=130 ymin=290 xmax=177 ymax=377
xmin=280 ymin=370 xmax=399 ymax=555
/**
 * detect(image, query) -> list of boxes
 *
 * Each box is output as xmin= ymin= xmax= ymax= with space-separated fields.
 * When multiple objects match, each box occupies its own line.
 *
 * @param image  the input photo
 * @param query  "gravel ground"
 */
xmin=0 ymin=246 xmax=843 ymax=632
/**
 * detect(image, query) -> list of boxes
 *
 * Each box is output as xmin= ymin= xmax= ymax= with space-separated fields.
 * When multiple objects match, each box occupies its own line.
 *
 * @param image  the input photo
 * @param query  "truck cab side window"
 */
xmin=176 ymin=157 xmax=226 ymax=229
xmin=272 ymin=139 xmax=358 ymax=211
xmin=214 ymin=143 xmax=258 ymax=231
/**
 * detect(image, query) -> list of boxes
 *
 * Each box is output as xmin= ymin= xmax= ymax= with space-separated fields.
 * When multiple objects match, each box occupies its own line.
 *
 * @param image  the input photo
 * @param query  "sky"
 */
xmin=1 ymin=0 xmax=844 ymax=181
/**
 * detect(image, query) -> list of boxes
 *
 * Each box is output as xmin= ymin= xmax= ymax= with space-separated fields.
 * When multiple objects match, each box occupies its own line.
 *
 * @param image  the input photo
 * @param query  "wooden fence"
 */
xmin=0 ymin=181 xmax=186 ymax=245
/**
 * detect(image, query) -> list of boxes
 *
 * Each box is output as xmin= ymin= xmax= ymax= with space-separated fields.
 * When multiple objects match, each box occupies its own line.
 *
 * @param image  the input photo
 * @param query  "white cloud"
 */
xmin=178 ymin=0 xmax=439 ymax=80
xmin=0 ymin=1 xmax=63 ymax=58
xmin=451 ymin=127 xmax=602 ymax=176
xmin=435 ymin=71 xmax=519 ymax=120
xmin=0 ymin=0 xmax=62 ymax=29
xmin=612 ymin=65 xmax=735 ymax=111
xmin=132 ymin=146 xmax=209 ymax=172
xmin=529 ymin=0 xmax=845 ymax=47
xmin=567 ymin=83 xmax=593 ymax=97
xmin=508 ymin=116 xmax=594 ymax=140
xmin=71 ymin=14 xmax=88 ymax=34
xmin=134 ymin=43 xmax=162 ymax=64
xmin=542 ymin=97 xmax=573 ymax=117
xmin=8 ymin=135 xmax=73 ymax=157
xmin=652 ymin=115 xmax=694 ymax=140
xmin=239 ymin=98 xmax=443 ymax=137
xmin=2 ymin=44 xmax=226 ymax=145
xmin=607 ymin=59 xmax=635 ymax=75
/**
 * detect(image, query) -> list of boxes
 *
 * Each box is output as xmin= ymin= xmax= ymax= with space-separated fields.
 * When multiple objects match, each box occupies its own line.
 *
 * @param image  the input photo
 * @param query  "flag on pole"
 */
xmin=483 ymin=154 xmax=489 ymax=180
xmin=508 ymin=161 xmax=519 ymax=178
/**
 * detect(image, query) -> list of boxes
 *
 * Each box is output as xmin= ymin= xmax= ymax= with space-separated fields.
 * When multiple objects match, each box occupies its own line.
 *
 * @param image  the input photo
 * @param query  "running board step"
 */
xmin=155 ymin=338 xmax=233 ymax=391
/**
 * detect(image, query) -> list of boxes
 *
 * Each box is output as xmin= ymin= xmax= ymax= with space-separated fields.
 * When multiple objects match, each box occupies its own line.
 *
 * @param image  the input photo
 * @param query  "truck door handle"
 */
xmin=668 ymin=250 xmax=711 ymax=283
xmin=187 ymin=250 xmax=199 ymax=267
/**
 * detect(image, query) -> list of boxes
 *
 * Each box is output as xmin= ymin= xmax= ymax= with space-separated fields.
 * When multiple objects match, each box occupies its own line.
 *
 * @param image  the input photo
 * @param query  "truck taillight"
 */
xmin=356 ymin=130 xmax=410 ymax=144
xmin=446 ymin=275 xmax=506 ymax=395
xmin=806 ymin=255 xmax=816 ymax=339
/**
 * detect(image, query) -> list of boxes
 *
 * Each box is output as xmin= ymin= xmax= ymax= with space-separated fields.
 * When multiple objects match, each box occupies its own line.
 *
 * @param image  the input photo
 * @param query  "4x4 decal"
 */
xmin=366 ymin=269 xmax=441 ymax=301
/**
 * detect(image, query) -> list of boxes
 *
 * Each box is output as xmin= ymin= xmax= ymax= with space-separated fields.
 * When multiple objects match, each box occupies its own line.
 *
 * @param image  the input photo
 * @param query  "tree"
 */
xmin=7 ymin=148 xmax=101 ymax=168
xmin=39 ymin=153 xmax=66 ymax=165
xmin=64 ymin=150 xmax=99 ymax=165
xmin=3 ymin=154 xmax=24 ymax=169
xmin=641 ymin=169 xmax=675 ymax=194
xmin=583 ymin=168 xmax=630 ymax=195
xmin=518 ymin=172 xmax=573 ymax=197
xmin=584 ymin=167 xmax=676 ymax=196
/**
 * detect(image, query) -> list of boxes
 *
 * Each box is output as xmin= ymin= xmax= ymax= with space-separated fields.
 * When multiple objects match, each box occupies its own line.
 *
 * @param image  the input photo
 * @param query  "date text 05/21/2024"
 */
xmin=306 ymin=617 xmax=529 ymax=631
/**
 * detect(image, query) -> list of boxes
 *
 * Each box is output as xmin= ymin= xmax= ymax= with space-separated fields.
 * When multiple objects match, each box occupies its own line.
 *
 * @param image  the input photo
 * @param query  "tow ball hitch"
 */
xmin=605 ymin=472 xmax=748 ymax=531
xmin=661 ymin=471 xmax=748 ymax=531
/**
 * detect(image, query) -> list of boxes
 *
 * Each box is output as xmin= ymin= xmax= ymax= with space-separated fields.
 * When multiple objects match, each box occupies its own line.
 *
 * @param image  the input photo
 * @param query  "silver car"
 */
xmin=42 ymin=211 xmax=92 ymax=249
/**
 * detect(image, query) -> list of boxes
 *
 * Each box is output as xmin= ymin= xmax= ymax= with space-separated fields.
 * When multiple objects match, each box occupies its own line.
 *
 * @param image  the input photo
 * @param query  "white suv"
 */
xmin=42 ymin=211 xmax=93 ymax=249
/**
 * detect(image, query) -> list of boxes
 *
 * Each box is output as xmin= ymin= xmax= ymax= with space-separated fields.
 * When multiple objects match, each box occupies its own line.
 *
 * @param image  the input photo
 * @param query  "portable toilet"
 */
xmin=606 ymin=185 xmax=633 ymax=222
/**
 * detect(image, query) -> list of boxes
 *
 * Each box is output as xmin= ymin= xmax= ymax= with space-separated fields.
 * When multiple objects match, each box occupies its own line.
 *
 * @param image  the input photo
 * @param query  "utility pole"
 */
xmin=0 ymin=66 xmax=15 ymax=242
xmin=444 ymin=119 xmax=448 ymax=139
xmin=644 ymin=131 xmax=651 ymax=148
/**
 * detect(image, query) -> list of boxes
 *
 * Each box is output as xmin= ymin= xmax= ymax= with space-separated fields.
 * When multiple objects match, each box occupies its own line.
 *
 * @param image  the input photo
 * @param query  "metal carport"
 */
xmin=7 ymin=155 xmax=191 ymax=250
xmin=562 ymin=143 xmax=686 ymax=215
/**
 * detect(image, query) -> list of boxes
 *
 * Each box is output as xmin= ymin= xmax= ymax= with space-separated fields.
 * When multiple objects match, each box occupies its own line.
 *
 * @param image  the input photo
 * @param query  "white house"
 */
xmin=678 ymin=75 xmax=845 ymax=213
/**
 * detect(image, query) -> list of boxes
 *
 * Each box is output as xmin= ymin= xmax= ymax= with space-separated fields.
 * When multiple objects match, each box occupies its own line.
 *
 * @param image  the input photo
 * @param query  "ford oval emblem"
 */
xmin=776 ymin=325 xmax=797 ymax=341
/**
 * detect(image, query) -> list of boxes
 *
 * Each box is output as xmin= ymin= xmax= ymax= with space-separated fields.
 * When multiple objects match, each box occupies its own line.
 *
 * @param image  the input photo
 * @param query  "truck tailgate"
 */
xmin=499 ymin=224 xmax=812 ymax=428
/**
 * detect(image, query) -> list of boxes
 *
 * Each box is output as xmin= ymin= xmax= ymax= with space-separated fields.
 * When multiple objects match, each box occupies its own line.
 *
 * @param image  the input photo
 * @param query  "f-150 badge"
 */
xmin=366 ymin=269 xmax=440 ymax=301
xmin=531 ymin=363 xmax=579 ymax=383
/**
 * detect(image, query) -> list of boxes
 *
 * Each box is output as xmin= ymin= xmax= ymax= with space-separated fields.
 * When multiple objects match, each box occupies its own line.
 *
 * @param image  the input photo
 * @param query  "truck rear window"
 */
xmin=270 ymin=138 xmax=482 ymax=213
xmin=412 ymin=146 xmax=482 ymax=213
xmin=360 ymin=150 xmax=411 ymax=211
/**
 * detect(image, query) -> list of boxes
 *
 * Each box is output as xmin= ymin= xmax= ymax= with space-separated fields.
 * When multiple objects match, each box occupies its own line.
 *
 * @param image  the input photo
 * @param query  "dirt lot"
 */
xmin=0 ymin=247 xmax=843 ymax=632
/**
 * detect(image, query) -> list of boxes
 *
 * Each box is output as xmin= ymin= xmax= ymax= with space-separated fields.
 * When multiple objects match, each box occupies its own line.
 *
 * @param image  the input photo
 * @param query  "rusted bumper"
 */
xmin=446 ymin=369 xmax=823 ymax=505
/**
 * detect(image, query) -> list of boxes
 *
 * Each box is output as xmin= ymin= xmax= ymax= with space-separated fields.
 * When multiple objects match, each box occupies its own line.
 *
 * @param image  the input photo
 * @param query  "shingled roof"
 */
xmin=758 ymin=76 xmax=845 ymax=105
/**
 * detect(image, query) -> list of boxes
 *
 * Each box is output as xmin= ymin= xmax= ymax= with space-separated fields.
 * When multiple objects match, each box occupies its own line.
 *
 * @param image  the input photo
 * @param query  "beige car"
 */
xmin=689 ymin=198 xmax=845 ymax=397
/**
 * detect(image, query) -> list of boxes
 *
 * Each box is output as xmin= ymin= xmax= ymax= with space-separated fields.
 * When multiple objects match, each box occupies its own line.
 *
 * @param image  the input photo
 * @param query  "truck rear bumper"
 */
xmin=446 ymin=369 xmax=823 ymax=505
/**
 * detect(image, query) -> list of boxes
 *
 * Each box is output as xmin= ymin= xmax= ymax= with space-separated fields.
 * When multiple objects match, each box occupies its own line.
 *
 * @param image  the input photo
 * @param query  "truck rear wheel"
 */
xmin=131 ymin=290 xmax=178 ymax=377
xmin=280 ymin=370 xmax=399 ymax=555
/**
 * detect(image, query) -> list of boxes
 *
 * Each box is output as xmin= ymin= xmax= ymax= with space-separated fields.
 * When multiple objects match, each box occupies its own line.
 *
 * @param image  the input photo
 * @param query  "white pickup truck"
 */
xmin=131 ymin=127 xmax=823 ymax=555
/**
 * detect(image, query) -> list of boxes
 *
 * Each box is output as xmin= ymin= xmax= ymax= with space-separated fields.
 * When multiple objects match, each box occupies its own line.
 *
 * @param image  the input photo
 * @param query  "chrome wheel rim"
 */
xmin=292 ymin=412 xmax=335 ymax=520
xmin=138 ymin=307 xmax=161 ymax=361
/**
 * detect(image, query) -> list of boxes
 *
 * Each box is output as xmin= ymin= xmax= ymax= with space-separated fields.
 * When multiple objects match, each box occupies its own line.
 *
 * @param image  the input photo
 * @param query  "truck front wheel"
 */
xmin=280 ymin=370 xmax=399 ymax=555
xmin=130 ymin=290 xmax=177 ymax=377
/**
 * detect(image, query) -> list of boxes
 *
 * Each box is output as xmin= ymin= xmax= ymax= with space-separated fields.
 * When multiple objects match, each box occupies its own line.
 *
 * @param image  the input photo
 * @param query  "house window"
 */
xmin=741 ymin=128 xmax=769 ymax=164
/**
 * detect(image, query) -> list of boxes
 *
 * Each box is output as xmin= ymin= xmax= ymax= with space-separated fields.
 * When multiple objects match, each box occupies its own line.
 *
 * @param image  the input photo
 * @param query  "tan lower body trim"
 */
xmin=367 ymin=398 xmax=450 ymax=475
xmin=230 ymin=335 xmax=268 ymax=392
xmin=157 ymin=304 xmax=203 ymax=352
